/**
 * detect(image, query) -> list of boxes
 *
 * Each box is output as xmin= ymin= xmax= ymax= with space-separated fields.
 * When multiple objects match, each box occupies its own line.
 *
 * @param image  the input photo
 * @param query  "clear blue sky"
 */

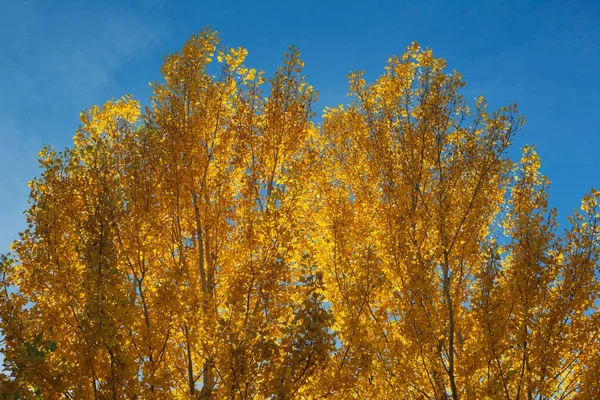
xmin=1 ymin=0 xmax=599 ymax=253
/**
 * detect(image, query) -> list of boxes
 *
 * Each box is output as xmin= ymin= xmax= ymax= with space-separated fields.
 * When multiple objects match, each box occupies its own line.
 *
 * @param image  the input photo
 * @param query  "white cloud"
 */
xmin=0 ymin=1 xmax=164 ymax=105
xmin=0 ymin=1 xmax=166 ymax=253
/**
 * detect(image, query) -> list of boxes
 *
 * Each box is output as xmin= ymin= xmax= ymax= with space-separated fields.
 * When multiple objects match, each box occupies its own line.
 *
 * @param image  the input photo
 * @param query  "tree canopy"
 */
xmin=1 ymin=29 xmax=599 ymax=399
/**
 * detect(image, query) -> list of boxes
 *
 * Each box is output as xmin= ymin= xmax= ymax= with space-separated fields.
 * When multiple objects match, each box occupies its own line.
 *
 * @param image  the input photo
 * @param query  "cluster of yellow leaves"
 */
xmin=1 ymin=29 xmax=599 ymax=399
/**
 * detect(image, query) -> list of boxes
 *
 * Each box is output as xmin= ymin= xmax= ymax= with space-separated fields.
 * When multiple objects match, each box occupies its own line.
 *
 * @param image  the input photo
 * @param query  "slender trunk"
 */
xmin=200 ymin=362 xmax=214 ymax=399
xmin=90 ymin=361 xmax=99 ymax=400
xmin=443 ymin=252 xmax=458 ymax=400
xmin=192 ymin=191 xmax=208 ymax=295
xmin=516 ymin=324 xmax=528 ymax=400
xmin=192 ymin=190 xmax=214 ymax=398
xmin=185 ymin=325 xmax=195 ymax=395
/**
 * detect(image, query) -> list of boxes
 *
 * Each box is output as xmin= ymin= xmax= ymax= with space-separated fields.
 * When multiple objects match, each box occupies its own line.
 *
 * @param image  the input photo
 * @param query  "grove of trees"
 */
xmin=1 ymin=29 xmax=599 ymax=399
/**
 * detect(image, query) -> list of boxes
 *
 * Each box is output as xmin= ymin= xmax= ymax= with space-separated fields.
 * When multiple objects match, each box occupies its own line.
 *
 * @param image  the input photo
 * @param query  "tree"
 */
xmin=1 ymin=29 xmax=598 ymax=399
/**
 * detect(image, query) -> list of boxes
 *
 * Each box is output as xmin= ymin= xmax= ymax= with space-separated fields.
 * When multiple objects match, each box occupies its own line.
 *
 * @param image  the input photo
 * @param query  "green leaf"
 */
xmin=33 ymin=332 xmax=43 ymax=346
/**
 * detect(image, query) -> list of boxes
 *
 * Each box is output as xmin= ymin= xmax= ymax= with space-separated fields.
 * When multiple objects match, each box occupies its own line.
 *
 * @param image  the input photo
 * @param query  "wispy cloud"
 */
xmin=1 ymin=1 xmax=164 ymax=105
xmin=0 ymin=112 xmax=41 ymax=249
xmin=0 ymin=0 xmax=165 ymax=252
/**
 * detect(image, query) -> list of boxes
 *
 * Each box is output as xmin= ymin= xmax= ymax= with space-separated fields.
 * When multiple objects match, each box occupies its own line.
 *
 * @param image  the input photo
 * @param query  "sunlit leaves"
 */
xmin=1 ymin=30 xmax=598 ymax=399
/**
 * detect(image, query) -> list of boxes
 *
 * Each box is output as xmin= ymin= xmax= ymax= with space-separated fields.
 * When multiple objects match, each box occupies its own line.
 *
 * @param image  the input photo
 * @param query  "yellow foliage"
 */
xmin=1 ymin=28 xmax=599 ymax=399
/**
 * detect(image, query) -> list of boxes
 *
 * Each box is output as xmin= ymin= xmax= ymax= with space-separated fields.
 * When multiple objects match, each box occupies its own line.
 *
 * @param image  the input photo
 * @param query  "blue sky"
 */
xmin=1 ymin=0 xmax=599 ymax=253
